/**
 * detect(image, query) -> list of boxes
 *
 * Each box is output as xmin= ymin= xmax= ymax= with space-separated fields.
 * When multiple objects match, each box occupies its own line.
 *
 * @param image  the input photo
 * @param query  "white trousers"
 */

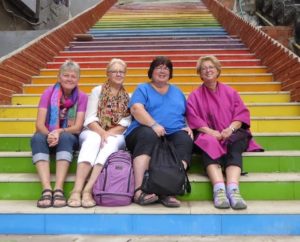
xmin=77 ymin=129 xmax=126 ymax=166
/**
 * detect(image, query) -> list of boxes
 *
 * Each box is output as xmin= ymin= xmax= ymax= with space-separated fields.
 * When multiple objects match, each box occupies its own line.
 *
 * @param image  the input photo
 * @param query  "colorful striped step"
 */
xmin=46 ymin=59 xmax=263 ymax=68
xmin=1 ymin=150 xmax=300 ymax=173
xmin=11 ymin=92 xmax=291 ymax=105
xmin=58 ymin=49 xmax=252 ymax=56
xmin=1 ymin=117 xmax=299 ymax=134
xmin=39 ymin=67 xmax=269 ymax=76
xmin=53 ymin=53 xmax=258 ymax=62
xmin=31 ymin=74 xmax=273 ymax=84
xmin=1 ymin=133 xmax=300 ymax=152
xmin=0 ymin=171 xmax=299 ymax=200
xmin=23 ymin=82 xmax=281 ymax=94
xmin=1 ymin=103 xmax=299 ymax=118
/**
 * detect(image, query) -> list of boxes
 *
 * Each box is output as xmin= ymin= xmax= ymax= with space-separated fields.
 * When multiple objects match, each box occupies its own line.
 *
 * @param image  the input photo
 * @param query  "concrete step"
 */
xmin=0 ymin=200 xmax=300 ymax=235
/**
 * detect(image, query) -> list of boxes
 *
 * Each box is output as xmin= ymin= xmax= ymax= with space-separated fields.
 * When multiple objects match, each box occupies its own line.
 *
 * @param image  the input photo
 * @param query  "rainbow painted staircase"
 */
xmin=1 ymin=0 xmax=300 ymax=235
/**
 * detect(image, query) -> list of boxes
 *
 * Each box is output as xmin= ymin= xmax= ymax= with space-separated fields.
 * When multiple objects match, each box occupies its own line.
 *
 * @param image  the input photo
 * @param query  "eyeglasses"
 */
xmin=109 ymin=70 xmax=125 ymax=75
xmin=154 ymin=66 xmax=170 ymax=71
xmin=200 ymin=66 xmax=216 ymax=72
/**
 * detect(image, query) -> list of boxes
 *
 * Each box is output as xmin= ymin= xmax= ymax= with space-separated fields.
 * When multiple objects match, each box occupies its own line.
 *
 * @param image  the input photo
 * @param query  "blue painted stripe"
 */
xmin=1 ymin=214 xmax=300 ymax=235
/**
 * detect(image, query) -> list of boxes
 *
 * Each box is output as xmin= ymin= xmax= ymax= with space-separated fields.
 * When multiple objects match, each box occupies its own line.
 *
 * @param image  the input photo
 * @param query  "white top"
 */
xmin=84 ymin=85 xmax=131 ymax=129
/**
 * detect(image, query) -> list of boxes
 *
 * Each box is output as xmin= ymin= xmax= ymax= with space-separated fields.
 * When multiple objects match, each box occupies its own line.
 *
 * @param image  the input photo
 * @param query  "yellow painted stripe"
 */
xmin=1 ymin=118 xmax=299 ymax=134
xmin=251 ymin=119 xmax=300 ymax=132
xmin=39 ymin=67 xmax=268 ymax=76
xmin=12 ymin=92 xmax=290 ymax=105
xmin=23 ymin=82 xmax=281 ymax=94
xmin=1 ymin=104 xmax=299 ymax=118
xmin=31 ymin=74 xmax=273 ymax=84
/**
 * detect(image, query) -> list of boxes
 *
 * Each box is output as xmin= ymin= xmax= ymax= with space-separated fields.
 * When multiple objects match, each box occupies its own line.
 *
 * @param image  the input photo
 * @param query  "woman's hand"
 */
xmin=152 ymin=123 xmax=166 ymax=137
xmin=209 ymin=129 xmax=223 ymax=140
xmin=47 ymin=129 xmax=61 ymax=147
xmin=221 ymin=127 xmax=233 ymax=140
xmin=99 ymin=130 xmax=116 ymax=147
xmin=182 ymin=126 xmax=194 ymax=140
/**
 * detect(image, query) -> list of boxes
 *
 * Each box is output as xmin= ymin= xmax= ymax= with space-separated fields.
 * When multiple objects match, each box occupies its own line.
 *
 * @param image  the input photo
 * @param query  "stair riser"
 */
xmin=2 ymin=105 xmax=298 ymax=118
xmin=40 ymin=67 xmax=268 ymax=76
xmin=11 ymin=93 xmax=291 ymax=105
xmin=1 ymin=155 xmax=300 ymax=173
xmin=2 ymin=119 xmax=299 ymax=134
xmin=47 ymin=60 xmax=263 ymax=68
xmin=0 ymin=181 xmax=299 ymax=200
xmin=53 ymin=54 xmax=257 ymax=62
xmin=24 ymin=83 xmax=281 ymax=94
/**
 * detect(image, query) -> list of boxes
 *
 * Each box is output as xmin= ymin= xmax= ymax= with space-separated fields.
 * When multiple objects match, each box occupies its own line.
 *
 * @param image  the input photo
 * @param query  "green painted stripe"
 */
xmin=1 ymin=135 xmax=300 ymax=152
xmin=1 ymin=151 xmax=300 ymax=173
xmin=0 ymin=180 xmax=298 ymax=201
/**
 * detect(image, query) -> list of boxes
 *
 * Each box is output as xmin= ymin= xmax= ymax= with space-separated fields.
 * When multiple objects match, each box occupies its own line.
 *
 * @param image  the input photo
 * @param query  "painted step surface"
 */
xmin=0 ymin=172 xmax=299 ymax=201
xmin=39 ymin=67 xmax=269 ymax=75
xmin=1 ymin=103 xmax=299 ymax=118
xmin=2 ymin=133 xmax=300 ymax=152
xmin=11 ymin=92 xmax=291 ymax=105
xmin=1 ymin=150 xmax=300 ymax=173
xmin=23 ymin=82 xmax=281 ymax=94
xmin=0 ymin=200 xmax=300 ymax=235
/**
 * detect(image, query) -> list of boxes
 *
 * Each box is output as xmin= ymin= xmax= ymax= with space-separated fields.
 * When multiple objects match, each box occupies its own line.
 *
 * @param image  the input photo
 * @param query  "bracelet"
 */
xmin=229 ymin=126 xmax=235 ymax=132
xmin=150 ymin=122 xmax=158 ymax=129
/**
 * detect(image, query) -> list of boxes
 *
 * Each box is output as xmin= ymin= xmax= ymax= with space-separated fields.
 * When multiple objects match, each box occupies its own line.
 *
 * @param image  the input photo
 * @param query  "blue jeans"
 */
xmin=31 ymin=132 xmax=79 ymax=164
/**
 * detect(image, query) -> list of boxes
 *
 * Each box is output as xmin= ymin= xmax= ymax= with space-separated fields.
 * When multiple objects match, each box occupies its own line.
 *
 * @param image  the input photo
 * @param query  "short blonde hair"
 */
xmin=106 ymin=58 xmax=127 ymax=73
xmin=196 ymin=55 xmax=221 ymax=77
xmin=59 ymin=60 xmax=80 ymax=77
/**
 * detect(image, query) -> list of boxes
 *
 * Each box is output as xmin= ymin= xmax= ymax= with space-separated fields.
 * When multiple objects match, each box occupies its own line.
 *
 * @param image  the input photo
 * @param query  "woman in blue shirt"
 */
xmin=125 ymin=56 xmax=193 ymax=207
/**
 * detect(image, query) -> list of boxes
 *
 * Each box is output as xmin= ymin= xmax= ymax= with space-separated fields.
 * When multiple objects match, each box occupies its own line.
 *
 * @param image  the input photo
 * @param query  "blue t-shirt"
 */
xmin=125 ymin=83 xmax=187 ymax=136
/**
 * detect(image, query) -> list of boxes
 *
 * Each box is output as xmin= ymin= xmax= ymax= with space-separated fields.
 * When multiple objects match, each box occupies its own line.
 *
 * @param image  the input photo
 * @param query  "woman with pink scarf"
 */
xmin=31 ymin=60 xmax=88 ymax=208
xmin=186 ymin=55 xmax=263 ymax=210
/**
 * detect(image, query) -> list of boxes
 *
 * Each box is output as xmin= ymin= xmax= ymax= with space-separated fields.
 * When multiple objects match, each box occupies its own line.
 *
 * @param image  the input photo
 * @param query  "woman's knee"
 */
xmin=31 ymin=132 xmax=47 ymax=147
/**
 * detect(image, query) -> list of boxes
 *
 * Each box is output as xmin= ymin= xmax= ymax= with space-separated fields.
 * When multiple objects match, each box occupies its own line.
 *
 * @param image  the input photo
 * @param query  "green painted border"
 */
xmin=0 ymin=181 xmax=299 ymax=201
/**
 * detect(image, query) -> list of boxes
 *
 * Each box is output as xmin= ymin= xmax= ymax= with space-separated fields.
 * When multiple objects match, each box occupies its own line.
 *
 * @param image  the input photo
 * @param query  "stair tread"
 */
xmin=1 ymin=172 xmax=300 ymax=182
xmin=0 ymin=200 xmax=300 ymax=215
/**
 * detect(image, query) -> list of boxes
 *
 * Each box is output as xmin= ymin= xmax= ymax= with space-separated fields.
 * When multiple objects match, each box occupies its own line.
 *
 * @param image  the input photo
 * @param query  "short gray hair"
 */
xmin=59 ymin=60 xmax=80 ymax=77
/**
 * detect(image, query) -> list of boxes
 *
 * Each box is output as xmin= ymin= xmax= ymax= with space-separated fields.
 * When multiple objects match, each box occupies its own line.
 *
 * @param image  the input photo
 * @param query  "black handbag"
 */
xmin=141 ymin=137 xmax=191 ymax=196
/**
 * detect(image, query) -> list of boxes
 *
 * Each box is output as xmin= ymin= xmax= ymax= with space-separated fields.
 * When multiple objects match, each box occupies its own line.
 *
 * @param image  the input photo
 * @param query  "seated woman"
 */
xmin=125 ymin=56 xmax=193 ymax=208
xmin=31 ymin=60 xmax=88 ymax=208
xmin=186 ymin=55 xmax=263 ymax=210
xmin=67 ymin=58 xmax=131 ymax=208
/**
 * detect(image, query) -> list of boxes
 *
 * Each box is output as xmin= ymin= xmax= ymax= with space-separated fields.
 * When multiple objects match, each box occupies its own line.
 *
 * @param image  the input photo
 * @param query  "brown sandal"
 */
xmin=133 ymin=187 xmax=158 ymax=205
xmin=37 ymin=189 xmax=53 ymax=208
xmin=52 ymin=189 xmax=67 ymax=208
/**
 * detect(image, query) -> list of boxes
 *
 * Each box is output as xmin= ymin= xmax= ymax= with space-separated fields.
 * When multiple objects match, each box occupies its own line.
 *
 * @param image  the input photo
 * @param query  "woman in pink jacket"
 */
xmin=186 ymin=55 xmax=263 ymax=210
